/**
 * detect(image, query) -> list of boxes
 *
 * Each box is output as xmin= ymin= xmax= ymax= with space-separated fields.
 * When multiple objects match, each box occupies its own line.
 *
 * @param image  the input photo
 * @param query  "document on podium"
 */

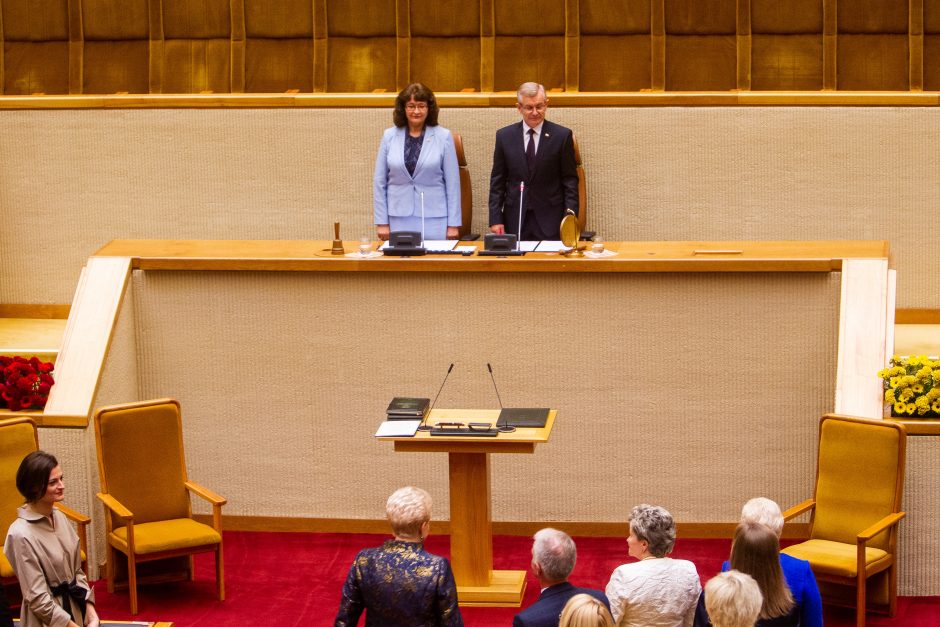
xmin=534 ymin=240 xmax=568 ymax=252
xmin=375 ymin=420 xmax=421 ymax=437
xmin=518 ymin=241 xmax=540 ymax=252
xmin=379 ymin=240 xmax=456 ymax=251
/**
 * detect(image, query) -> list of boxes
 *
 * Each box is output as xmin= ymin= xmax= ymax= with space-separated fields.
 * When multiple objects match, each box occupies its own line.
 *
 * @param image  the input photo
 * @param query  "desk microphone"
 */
xmin=419 ymin=363 xmax=454 ymax=431
xmin=420 ymin=191 xmax=426 ymax=245
xmin=487 ymin=363 xmax=515 ymax=433
xmin=516 ymin=182 xmax=525 ymax=251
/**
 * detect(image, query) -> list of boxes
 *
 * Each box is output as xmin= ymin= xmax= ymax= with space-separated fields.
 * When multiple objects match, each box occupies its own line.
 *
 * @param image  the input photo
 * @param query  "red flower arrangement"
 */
xmin=0 ymin=356 xmax=55 ymax=411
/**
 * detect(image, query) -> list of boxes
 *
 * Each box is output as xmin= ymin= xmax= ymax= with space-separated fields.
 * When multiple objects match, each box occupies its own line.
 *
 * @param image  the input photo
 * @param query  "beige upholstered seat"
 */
xmin=782 ymin=414 xmax=906 ymax=627
xmin=94 ymin=398 xmax=226 ymax=615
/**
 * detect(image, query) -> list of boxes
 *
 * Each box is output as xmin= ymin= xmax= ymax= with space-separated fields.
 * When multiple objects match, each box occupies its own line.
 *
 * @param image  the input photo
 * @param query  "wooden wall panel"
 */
xmin=326 ymin=37 xmax=395 ymax=92
xmin=493 ymin=35 xmax=565 ymax=91
xmin=751 ymin=35 xmax=823 ymax=90
xmin=82 ymin=40 xmax=149 ymax=93
xmin=326 ymin=0 xmax=394 ymax=37
xmin=838 ymin=0 xmax=908 ymax=33
xmin=411 ymin=37 xmax=480 ymax=92
xmin=580 ymin=0 xmax=650 ymax=34
xmin=161 ymin=39 xmax=231 ymax=93
xmin=81 ymin=0 xmax=148 ymax=40
xmin=494 ymin=0 xmax=564 ymax=35
xmin=245 ymin=39 xmax=312 ymax=92
xmin=410 ymin=0 xmax=479 ymax=36
xmin=3 ymin=41 xmax=68 ymax=93
xmin=2 ymin=0 xmax=68 ymax=40
xmin=666 ymin=35 xmax=737 ymax=90
xmin=837 ymin=34 xmax=910 ymax=90
xmin=751 ymin=0 xmax=822 ymax=33
xmin=580 ymin=35 xmax=651 ymax=91
xmin=665 ymin=0 xmax=736 ymax=35
xmin=924 ymin=35 xmax=940 ymax=88
xmin=0 ymin=0 xmax=933 ymax=95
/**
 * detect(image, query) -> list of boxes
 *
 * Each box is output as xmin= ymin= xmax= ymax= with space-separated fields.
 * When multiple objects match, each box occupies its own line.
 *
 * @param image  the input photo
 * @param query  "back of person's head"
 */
xmin=559 ymin=593 xmax=615 ymax=627
xmin=740 ymin=497 xmax=784 ymax=538
xmin=729 ymin=521 xmax=794 ymax=620
xmin=386 ymin=486 xmax=431 ymax=540
xmin=704 ymin=570 xmax=763 ymax=627
xmin=15 ymin=450 xmax=58 ymax=503
xmin=628 ymin=503 xmax=677 ymax=557
xmin=531 ymin=528 xmax=577 ymax=582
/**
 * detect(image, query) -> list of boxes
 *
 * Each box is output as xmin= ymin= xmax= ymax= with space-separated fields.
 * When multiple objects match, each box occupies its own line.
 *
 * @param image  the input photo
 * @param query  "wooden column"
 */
xmin=448 ymin=452 xmax=493 ymax=585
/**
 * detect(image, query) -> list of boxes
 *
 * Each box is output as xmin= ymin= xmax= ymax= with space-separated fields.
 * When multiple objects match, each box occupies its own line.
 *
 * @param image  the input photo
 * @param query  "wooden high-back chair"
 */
xmin=0 ymin=417 xmax=89 ymax=586
xmin=94 ymin=398 xmax=226 ymax=615
xmin=453 ymin=132 xmax=475 ymax=239
xmin=782 ymin=414 xmax=906 ymax=627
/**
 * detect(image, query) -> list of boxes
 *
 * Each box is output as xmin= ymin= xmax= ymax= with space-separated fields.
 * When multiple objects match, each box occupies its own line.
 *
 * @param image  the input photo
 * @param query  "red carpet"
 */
xmin=80 ymin=531 xmax=939 ymax=626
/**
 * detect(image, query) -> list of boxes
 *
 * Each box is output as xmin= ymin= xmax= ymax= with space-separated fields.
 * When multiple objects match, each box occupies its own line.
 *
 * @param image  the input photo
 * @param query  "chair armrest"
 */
xmin=858 ymin=511 xmax=906 ymax=543
xmin=185 ymin=481 xmax=226 ymax=533
xmin=56 ymin=503 xmax=90 ymax=572
xmin=55 ymin=502 xmax=90 ymax=525
xmin=96 ymin=492 xmax=134 ymax=521
xmin=783 ymin=499 xmax=816 ymax=521
xmin=185 ymin=481 xmax=227 ymax=506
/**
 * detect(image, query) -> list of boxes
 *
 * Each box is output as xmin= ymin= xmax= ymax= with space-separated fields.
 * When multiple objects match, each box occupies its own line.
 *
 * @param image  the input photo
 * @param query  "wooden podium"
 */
xmin=387 ymin=408 xmax=556 ymax=607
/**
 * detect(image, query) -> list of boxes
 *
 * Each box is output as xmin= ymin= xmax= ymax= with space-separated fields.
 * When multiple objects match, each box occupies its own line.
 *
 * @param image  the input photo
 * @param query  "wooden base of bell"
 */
xmin=457 ymin=569 xmax=527 ymax=607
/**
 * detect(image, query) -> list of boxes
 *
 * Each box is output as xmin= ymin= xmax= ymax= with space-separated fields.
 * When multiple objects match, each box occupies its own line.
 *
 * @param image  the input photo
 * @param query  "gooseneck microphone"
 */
xmin=517 ymin=182 xmax=525 ymax=251
xmin=420 ymin=191 xmax=426 ymax=245
xmin=486 ymin=363 xmax=503 ymax=408
xmin=486 ymin=363 xmax=516 ymax=432
xmin=418 ymin=363 xmax=455 ymax=431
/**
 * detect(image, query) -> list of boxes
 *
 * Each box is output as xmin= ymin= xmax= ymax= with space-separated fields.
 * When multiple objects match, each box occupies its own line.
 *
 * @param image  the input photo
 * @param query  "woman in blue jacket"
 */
xmin=374 ymin=83 xmax=461 ymax=242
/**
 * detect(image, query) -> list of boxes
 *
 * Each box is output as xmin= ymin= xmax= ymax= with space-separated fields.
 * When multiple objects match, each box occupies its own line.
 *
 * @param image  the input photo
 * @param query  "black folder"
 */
xmin=386 ymin=397 xmax=430 ymax=419
xmin=496 ymin=407 xmax=549 ymax=428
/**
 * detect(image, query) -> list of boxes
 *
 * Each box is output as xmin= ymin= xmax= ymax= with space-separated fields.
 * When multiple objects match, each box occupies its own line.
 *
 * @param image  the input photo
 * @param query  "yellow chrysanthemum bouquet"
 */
xmin=879 ymin=355 xmax=940 ymax=417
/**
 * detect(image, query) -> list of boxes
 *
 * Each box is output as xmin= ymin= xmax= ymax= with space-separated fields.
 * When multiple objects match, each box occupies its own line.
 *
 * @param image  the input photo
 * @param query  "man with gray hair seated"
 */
xmin=514 ymin=528 xmax=609 ymax=627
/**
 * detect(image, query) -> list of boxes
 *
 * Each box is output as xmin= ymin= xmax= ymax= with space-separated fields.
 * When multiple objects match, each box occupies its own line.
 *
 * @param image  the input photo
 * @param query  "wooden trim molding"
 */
xmin=1 ymin=92 xmax=940 ymax=110
xmin=895 ymin=309 xmax=940 ymax=324
xmin=194 ymin=514 xmax=811 ymax=539
xmin=0 ymin=305 xmax=71 ymax=319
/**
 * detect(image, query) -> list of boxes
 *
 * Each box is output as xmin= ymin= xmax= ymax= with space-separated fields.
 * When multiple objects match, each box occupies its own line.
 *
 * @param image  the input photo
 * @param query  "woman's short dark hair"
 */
xmin=393 ymin=83 xmax=439 ymax=128
xmin=16 ymin=450 xmax=58 ymax=503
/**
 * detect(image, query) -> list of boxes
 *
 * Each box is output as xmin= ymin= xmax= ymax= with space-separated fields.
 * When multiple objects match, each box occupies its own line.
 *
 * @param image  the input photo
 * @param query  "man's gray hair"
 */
xmin=532 ymin=527 xmax=577 ymax=581
xmin=517 ymin=82 xmax=546 ymax=103
xmin=740 ymin=497 xmax=784 ymax=537
xmin=629 ymin=504 xmax=676 ymax=558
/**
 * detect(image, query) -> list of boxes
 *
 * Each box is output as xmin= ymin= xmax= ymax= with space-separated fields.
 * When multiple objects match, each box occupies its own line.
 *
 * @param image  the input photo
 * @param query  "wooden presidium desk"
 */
xmin=386 ymin=408 xmax=556 ymax=607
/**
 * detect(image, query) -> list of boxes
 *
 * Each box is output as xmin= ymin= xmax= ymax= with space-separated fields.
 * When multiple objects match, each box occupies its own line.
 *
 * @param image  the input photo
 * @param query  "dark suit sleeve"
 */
xmin=512 ymin=613 xmax=526 ymax=627
xmin=488 ymin=130 xmax=508 ymax=225
xmin=334 ymin=557 xmax=364 ymax=627
xmin=560 ymin=131 xmax=579 ymax=216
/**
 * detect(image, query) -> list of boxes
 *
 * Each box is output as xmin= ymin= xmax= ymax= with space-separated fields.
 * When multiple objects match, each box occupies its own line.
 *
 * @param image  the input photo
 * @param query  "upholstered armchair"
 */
xmin=93 ymin=399 xmax=225 ymax=615
xmin=0 ymin=417 xmax=90 ymax=586
xmin=782 ymin=414 xmax=906 ymax=627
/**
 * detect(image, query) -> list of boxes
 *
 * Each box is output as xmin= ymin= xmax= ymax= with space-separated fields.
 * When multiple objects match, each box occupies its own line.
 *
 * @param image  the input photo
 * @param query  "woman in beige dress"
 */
xmin=3 ymin=451 xmax=99 ymax=627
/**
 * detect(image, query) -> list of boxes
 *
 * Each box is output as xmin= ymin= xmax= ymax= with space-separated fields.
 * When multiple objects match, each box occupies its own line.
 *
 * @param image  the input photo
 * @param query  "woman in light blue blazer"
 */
xmin=374 ymin=83 xmax=461 ymax=241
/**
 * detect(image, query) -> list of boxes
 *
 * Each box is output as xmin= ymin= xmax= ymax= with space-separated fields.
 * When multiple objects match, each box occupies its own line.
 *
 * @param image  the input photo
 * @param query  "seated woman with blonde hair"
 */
xmin=703 ymin=571 xmax=762 ymax=627
xmin=605 ymin=504 xmax=701 ymax=626
xmin=559 ymin=593 xmax=616 ymax=627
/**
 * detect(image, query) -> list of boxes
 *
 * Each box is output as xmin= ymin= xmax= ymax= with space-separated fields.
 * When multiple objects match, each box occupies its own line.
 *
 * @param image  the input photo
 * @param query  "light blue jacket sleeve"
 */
xmin=441 ymin=129 xmax=462 ymax=227
xmin=373 ymin=128 xmax=392 ymax=225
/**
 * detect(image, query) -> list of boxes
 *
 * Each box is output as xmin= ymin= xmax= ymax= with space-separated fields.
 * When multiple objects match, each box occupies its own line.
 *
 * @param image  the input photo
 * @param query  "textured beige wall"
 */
xmin=123 ymin=269 xmax=839 ymax=523
xmin=0 ymin=106 xmax=938 ymax=306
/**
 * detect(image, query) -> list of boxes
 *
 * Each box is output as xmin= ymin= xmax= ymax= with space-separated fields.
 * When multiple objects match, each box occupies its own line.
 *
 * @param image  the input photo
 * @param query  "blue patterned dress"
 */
xmin=335 ymin=539 xmax=463 ymax=626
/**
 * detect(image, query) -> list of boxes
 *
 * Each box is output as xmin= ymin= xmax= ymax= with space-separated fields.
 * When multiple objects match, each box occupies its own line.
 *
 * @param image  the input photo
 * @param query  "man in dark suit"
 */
xmin=514 ymin=528 xmax=609 ymax=627
xmin=489 ymin=82 xmax=580 ymax=240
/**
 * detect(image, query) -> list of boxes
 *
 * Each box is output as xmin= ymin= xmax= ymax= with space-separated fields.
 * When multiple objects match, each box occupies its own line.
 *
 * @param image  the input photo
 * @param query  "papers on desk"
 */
xmin=454 ymin=245 xmax=477 ymax=254
xmin=375 ymin=420 xmax=421 ymax=437
xmin=378 ymin=240 xmax=457 ymax=252
xmin=534 ymin=240 xmax=568 ymax=253
xmin=517 ymin=240 xmax=540 ymax=252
